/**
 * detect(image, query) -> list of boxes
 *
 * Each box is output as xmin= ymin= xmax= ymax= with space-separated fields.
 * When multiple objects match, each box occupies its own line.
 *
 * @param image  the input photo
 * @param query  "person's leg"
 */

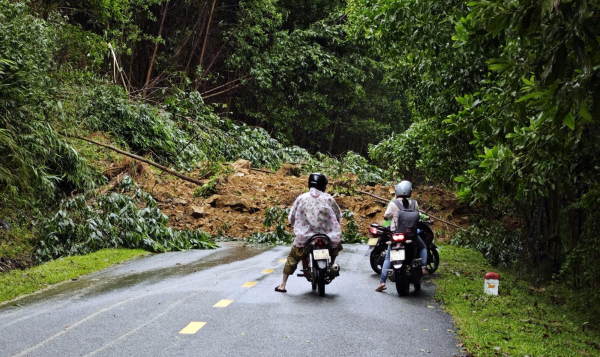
xmin=277 ymin=246 xmax=300 ymax=291
xmin=376 ymin=245 xmax=391 ymax=291
xmin=329 ymin=244 xmax=342 ymax=265
xmin=416 ymin=236 xmax=428 ymax=275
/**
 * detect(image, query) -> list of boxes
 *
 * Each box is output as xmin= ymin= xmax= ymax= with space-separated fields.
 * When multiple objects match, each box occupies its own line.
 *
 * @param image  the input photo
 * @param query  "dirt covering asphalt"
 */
xmin=108 ymin=159 xmax=470 ymax=241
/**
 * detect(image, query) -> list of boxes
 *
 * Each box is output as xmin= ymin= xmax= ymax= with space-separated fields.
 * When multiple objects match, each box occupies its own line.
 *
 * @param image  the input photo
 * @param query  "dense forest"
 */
xmin=1 ymin=0 xmax=599 ymax=295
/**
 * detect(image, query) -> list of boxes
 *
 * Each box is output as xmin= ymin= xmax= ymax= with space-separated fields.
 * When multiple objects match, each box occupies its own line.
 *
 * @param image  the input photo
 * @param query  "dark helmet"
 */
xmin=308 ymin=173 xmax=328 ymax=192
xmin=395 ymin=180 xmax=412 ymax=198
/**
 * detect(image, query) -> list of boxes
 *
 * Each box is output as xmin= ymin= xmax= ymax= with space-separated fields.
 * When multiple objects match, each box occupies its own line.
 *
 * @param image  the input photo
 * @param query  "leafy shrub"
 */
xmin=330 ymin=176 xmax=359 ymax=196
xmin=341 ymin=210 xmax=366 ymax=244
xmin=36 ymin=176 xmax=216 ymax=262
xmin=0 ymin=2 xmax=101 ymax=212
xmin=83 ymin=86 xmax=202 ymax=170
xmin=246 ymin=206 xmax=294 ymax=245
xmin=451 ymin=218 xmax=522 ymax=268
xmin=299 ymin=152 xmax=384 ymax=185
xmin=193 ymin=162 xmax=233 ymax=198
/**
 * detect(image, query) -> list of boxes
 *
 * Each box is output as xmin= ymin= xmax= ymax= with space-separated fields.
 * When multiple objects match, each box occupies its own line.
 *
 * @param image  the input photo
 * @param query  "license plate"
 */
xmin=313 ymin=249 xmax=329 ymax=260
xmin=367 ymin=238 xmax=378 ymax=247
xmin=390 ymin=249 xmax=405 ymax=261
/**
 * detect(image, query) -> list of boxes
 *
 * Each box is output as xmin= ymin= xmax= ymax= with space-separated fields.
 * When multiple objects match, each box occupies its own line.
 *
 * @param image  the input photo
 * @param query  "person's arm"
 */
xmin=414 ymin=200 xmax=419 ymax=213
xmin=384 ymin=201 xmax=395 ymax=220
xmin=288 ymin=197 xmax=300 ymax=225
xmin=331 ymin=197 xmax=342 ymax=224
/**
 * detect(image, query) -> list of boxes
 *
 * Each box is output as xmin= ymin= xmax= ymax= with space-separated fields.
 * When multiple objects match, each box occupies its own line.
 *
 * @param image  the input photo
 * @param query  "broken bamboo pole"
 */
xmin=71 ymin=136 xmax=206 ymax=186
xmin=357 ymin=190 xmax=462 ymax=229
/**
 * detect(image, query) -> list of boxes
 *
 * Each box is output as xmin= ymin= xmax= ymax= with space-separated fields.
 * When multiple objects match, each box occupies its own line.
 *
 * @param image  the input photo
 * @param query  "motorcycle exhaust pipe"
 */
xmin=329 ymin=263 xmax=340 ymax=278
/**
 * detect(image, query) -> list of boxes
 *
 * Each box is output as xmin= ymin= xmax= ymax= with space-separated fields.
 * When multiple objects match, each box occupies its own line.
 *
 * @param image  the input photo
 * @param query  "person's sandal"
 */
xmin=375 ymin=285 xmax=387 ymax=292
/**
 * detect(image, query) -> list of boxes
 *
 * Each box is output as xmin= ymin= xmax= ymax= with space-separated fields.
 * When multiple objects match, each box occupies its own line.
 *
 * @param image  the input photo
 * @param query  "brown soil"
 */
xmin=110 ymin=160 xmax=470 ymax=242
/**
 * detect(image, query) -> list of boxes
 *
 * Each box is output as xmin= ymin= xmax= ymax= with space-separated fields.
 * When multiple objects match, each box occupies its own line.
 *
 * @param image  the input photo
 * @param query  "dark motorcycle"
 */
xmin=387 ymin=229 xmax=423 ymax=296
xmin=366 ymin=220 xmax=439 ymax=275
xmin=303 ymin=234 xmax=340 ymax=296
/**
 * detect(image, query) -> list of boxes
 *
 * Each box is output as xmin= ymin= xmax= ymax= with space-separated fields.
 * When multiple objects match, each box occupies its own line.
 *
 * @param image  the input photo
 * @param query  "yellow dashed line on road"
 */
xmin=278 ymin=259 xmax=286 ymax=263
xmin=213 ymin=299 xmax=233 ymax=308
xmin=241 ymin=282 xmax=257 ymax=288
xmin=179 ymin=322 xmax=206 ymax=334
xmin=262 ymin=269 xmax=274 ymax=274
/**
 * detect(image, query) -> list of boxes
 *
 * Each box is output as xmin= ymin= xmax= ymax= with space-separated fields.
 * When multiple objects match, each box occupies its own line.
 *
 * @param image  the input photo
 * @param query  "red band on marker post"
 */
xmin=485 ymin=272 xmax=499 ymax=279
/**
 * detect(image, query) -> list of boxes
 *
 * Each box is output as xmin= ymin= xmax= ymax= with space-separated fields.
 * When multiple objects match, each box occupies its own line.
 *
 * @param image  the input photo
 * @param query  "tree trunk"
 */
xmin=328 ymin=123 xmax=337 ymax=153
xmin=142 ymin=0 xmax=169 ymax=99
xmin=194 ymin=0 xmax=217 ymax=90
xmin=566 ymin=189 xmax=581 ymax=287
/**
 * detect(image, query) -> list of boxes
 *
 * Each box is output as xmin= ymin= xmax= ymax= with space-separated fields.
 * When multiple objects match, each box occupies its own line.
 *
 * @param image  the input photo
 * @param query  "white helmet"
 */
xmin=395 ymin=181 xmax=412 ymax=198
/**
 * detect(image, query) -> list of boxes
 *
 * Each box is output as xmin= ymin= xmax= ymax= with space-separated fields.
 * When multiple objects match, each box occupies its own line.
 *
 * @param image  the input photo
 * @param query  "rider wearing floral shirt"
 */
xmin=275 ymin=173 xmax=342 ymax=293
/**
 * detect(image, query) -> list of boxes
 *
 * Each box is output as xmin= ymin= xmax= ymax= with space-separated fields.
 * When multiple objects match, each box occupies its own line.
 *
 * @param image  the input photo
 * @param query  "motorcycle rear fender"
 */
xmin=317 ymin=260 xmax=327 ymax=269
xmin=393 ymin=264 xmax=402 ymax=269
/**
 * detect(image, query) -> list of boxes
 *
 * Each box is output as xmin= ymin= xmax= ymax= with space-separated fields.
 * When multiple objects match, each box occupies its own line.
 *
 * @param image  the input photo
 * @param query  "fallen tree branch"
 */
xmin=71 ymin=136 xmax=206 ymax=186
xmin=357 ymin=190 xmax=462 ymax=229
xmin=250 ymin=168 xmax=275 ymax=174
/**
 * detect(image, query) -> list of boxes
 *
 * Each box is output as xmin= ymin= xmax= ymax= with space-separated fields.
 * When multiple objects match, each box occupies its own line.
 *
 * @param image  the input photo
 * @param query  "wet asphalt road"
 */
xmin=0 ymin=243 xmax=459 ymax=357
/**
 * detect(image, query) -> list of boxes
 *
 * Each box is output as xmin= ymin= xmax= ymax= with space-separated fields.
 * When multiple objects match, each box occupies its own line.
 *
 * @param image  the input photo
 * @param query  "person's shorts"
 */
xmin=283 ymin=244 xmax=343 ymax=275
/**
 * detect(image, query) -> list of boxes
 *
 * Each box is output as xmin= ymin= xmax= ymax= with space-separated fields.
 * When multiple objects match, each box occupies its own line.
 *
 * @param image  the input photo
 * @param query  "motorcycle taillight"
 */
xmin=369 ymin=227 xmax=379 ymax=235
xmin=392 ymin=233 xmax=405 ymax=242
xmin=316 ymin=238 xmax=324 ymax=247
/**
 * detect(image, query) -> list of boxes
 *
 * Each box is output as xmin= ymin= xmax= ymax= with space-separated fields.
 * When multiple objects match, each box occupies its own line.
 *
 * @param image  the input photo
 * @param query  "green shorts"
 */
xmin=283 ymin=244 xmax=343 ymax=275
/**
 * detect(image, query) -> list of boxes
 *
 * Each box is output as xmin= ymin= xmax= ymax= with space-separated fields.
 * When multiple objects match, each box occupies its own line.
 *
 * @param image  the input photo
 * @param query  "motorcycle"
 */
xmin=388 ymin=228 xmax=421 ymax=296
xmin=366 ymin=219 xmax=439 ymax=276
xmin=303 ymin=234 xmax=340 ymax=296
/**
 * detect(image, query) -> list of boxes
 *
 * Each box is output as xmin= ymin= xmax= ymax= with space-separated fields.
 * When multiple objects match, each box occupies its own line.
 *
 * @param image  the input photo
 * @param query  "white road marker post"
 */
xmin=484 ymin=272 xmax=499 ymax=295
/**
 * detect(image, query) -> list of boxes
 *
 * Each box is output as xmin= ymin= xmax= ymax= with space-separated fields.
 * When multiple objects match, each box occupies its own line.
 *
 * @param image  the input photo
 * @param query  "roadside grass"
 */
xmin=435 ymin=245 xmax=600 ymax=357
xmin=0 ymin=249 xmax=148 ymax=304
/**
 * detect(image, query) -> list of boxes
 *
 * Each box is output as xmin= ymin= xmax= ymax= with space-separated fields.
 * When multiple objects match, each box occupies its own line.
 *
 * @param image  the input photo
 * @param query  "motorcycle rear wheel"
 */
xmin=317 ymin=269 xmax=325 ymax=296
xmin=394 ymin=269 xmax=410 ymax=296
xmin=426 ymin=247 xmax=439 ymax=274
xmin=370 ymin=245 xmax=387 ymax=274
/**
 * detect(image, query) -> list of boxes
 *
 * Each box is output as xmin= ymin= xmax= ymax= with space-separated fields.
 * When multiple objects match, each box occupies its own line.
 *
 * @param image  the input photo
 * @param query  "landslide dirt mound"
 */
xmin=108 ymin=159 xmax=469 ymax=242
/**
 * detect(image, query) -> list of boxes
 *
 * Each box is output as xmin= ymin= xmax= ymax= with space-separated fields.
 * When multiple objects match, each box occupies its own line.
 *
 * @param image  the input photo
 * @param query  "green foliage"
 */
xmin=0 ymin=227 xmax=35 ymax=260
xmin=246 ymin=206 xmax=294 ymax=245
xmin=228 ymin=2 xmax=408 ymax=153
xmin=452 ymin=218 xmax=523 ymax=268
xmin=350 ymin=0 xmax=600 ymax=289
xmin=299 ymin=152 xmax=384 ymax=185
xmin=341 ymin=210 xmax=366 ymax=244
xmin=0 ymin=1 xmax=101 ymax=212
xmin=36 ymin=176 xmax=216 ymax=262
xmin=83 ymin=86 xmax=202 ymax=169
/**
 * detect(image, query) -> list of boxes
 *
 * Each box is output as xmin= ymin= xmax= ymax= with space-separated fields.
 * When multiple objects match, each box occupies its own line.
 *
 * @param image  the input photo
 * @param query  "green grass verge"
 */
xmin=435 ymin=245 xmax=600 ymax=357
xmin=0 ymin=248 xmax=147 ymax=304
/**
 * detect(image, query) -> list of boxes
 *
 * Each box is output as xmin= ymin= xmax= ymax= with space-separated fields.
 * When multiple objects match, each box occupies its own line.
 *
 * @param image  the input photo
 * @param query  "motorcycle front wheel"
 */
xmin=370 ymin=245 xmax=387 ymax=274
xmin=426 ymin=247 xmax=440 ymax=274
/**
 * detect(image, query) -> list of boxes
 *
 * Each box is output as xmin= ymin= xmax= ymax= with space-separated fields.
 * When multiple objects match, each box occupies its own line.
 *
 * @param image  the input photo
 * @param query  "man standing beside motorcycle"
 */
xmin=275 ymin=173 xmax=342 ymax=293
xmin=375 ymin=180 xmax=428 ymax=292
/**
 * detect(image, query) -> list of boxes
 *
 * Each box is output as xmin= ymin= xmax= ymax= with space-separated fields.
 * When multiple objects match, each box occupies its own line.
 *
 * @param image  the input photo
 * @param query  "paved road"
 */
xmin=0 ymin=243 xmax=459 ymax=357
